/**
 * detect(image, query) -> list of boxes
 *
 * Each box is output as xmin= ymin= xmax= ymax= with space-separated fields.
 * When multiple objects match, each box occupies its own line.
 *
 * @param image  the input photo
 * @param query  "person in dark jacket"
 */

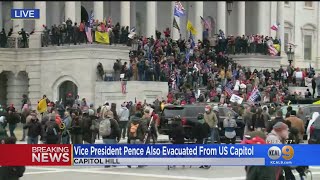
xmin=44 ymin=113 xmax=60 ymax=144
xmin=141 ymin=109 xmax=157 ymax=144
xmin=81 ymin=110 xmax=93 ymax=144
xmin=23 ymin=113 xmax=41 ymax=144
xmin=283 ymin=121 xmax=308 ymax=180
xmin=110 ymin=103 xmax=119 ymax=122
xmin=170 ymin=116 xmax=185 ymax=144
xmin=127 ymin=115 xmax=146 ymax=144
xmin=6 ymin=110 xmax=20 ymax=138
xmin=286 ymin=106 xmax=293 ymax=118
xmin=193 ymin=113 xmax=211 ymax=169
xmin=252 ymin=108 xmax=265 ymax=132
xmin=312 ymin=77 xmax=316 ymax=98
xmin=0 ymin=137 xmax=26 ymax=180
xmin=70 ymin=113 xmax=83 ymax=144
xmin=266 ymin=110 xmax=285 ymax=133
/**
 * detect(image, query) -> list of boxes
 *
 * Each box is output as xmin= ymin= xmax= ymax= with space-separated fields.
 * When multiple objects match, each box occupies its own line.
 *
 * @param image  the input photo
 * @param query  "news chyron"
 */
xmin=11 ymin=9 xmax=40 ymax=19
xmin=31 ymin=145 xmax=72 ymax=166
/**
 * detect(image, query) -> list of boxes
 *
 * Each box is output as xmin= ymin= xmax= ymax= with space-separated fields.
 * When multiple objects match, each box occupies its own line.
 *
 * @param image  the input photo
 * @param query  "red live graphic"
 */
xmin=0 ymin=145 xmax=72 ymax=166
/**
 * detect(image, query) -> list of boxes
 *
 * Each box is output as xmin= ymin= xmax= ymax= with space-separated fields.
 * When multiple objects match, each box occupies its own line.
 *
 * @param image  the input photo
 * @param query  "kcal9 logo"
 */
xmin=268 ymin=146 xmax=294 ymax=160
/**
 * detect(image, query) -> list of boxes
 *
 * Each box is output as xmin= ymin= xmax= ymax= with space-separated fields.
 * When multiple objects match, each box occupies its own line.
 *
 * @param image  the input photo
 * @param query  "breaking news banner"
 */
xmin=0 ymin=144 xmax=320 ymax=166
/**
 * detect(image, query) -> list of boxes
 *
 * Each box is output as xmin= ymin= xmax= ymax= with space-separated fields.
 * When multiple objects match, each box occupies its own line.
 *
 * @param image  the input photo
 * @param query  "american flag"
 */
xmin=200 ymin=16 xmax=211 ymax=30
xmin=89 ymin=11 xmax=94 ymax=27
xmin=225 ymin=86 xmax=233 ymax=97
xmin=248 ymin=87 xmax=261 ymax=103
xmin=224 ymin=82 xmax=233 ymax=97
xmin=268 ymin=45 xmax=278 ymax=56
xmin=174 ymin=1 xmax=185 ymax=17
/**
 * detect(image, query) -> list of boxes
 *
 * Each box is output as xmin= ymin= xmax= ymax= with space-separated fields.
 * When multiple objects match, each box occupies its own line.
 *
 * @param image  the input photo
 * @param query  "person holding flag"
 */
xmin=37 ymin=95 xmax=50 ymax=117
xmin=85 ymin=10 xmax=94 ymax=44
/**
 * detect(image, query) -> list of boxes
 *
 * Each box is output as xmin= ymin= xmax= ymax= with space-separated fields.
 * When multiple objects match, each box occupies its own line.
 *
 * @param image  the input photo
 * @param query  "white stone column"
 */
xmin=236 ymin=1 xmax=245 ymax=36
xmin=257 ymin=2 xmax=267 ymax=35
xmin=194 ymin=1 xmax=203 ymax=41
xmin=12 ymin=1 xmax=24 ymax=48
xmin=65 ymin=2 xmax=75 ymax=23
xmin=27 ymin=65 xmax=42 ymax=110
xmin=12 ymin=1 xmax=24 ymax=35
xmin=146 ymin=1 xmax=156 ymax=37
xmin=51 ymin=2 xmax=61 ymax=25
xmin=217 ymin=1 xmax=226 ymax=33
xmin=120 ymin=1 xmax=130 ymax=28
xmin=34 ymin=2 xmax=46 ymax=33
xmin=94 ymin=1 xmax=104 ymax=22
xmin=171 ymin=1 xmax=180 ymax=40
xmin=130 ymin=1 xmax=136 ymax=29
xmin=6 ymin=73 xmax=29 ymax=111
xmin=29 ymin=1 xmax=46 ymax=48
xmin=0 ymin=2 xmax=3 ymax=29
xmin=277 ymin=1 xmax=285 ymax=54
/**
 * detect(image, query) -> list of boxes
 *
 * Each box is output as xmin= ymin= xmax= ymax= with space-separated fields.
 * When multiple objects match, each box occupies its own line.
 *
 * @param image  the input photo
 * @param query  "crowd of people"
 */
xmin=0 ymin=16 xmax=317 ymax=180
xmin=0 ymin=90 xmax=314 ymax=178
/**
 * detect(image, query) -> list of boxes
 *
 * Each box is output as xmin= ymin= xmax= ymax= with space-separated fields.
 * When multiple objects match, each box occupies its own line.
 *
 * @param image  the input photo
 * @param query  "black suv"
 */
xmin=159 ymin=104 xmax=245 ymax=141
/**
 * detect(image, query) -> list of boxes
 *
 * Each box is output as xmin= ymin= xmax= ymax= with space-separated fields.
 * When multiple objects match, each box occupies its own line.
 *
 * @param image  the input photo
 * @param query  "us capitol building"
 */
xmin=0 ymin=1 xmax=319 ymax=109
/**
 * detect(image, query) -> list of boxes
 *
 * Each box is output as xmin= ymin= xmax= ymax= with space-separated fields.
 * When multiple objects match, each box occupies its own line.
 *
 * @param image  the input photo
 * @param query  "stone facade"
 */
xmin=0 ymin=45 xmax=168 ymax=110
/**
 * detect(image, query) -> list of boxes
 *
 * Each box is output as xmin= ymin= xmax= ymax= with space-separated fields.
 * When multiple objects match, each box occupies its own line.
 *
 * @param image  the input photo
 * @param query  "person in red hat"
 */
xmin=243 ymin=131 xmax=280 ymax=180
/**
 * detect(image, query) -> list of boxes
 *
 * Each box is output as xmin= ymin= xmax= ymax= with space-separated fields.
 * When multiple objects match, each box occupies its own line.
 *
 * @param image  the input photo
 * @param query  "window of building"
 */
xmin=304 ymin=35 xmax=312 ymax=60
xmin=305 ymin=1 xmax=313 ymax=7
xmin=284 ymin=33 xmax=289 ymax=52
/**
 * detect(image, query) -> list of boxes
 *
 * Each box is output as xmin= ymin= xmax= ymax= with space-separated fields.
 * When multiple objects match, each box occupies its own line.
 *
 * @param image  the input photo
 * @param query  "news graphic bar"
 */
xmin=1 ymin=144 xmax=320 ymax=166
xmin=73 ymin=157 xmax=265 ymax=166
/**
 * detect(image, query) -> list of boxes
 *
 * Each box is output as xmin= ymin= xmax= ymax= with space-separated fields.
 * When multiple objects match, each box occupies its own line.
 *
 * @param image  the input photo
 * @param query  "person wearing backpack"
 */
xmin=99 ymin=110 xmax=121 ymax=144
xmin=127 ymin=115 xmax=146 ymax=144
xmin=44 ymin=113 xmax=60 ymax=144
xmin=70 ymin=113 xmax=83 ymax=144
xmin=99 ymin=110 xmax=120 ymax=168
xmin=89 ymin=109 xmax=99 ymax=144
xmin=0 ymin=137 xmax=25 ymax=180
xmin=61 ymin=111 xmax=72 ymax=144
xmin=126 ymin=115 xmax=147 ymax=168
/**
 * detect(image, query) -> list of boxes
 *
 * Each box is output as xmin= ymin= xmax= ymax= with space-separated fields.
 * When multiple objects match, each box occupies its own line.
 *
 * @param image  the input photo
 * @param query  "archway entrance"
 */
xmin=59 ymin=81 xmax=78 ymax=107
xmin=81 ymin=6 xmax=89 ymax=22
xmin=0 ymin=72 xmax=8 ymax=107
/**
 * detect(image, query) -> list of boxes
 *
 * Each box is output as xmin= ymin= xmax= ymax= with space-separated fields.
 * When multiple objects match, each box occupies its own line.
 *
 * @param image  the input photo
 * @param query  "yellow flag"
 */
xmin=274 ymin=44 xmax=280 ymax=52
xmin=95 ymin=31 xmax=110 ymax=44
xmin=187 ymin=20 xmax=197 ymax=35
xmin=37 ymin=98 xmax=47 ymax=113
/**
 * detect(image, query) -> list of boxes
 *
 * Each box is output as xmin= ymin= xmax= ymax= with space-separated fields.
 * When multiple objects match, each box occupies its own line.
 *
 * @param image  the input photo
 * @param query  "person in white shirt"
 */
xmin=307 ymin=112 xmax=319 ymax=141
xmin=118 ymin=102 xmax=130 ymax=139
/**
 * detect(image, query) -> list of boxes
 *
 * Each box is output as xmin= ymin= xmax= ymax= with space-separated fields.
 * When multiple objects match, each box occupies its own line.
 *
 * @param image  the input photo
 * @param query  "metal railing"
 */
xmin=5 ymin=37 xmax=29 ymax=48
